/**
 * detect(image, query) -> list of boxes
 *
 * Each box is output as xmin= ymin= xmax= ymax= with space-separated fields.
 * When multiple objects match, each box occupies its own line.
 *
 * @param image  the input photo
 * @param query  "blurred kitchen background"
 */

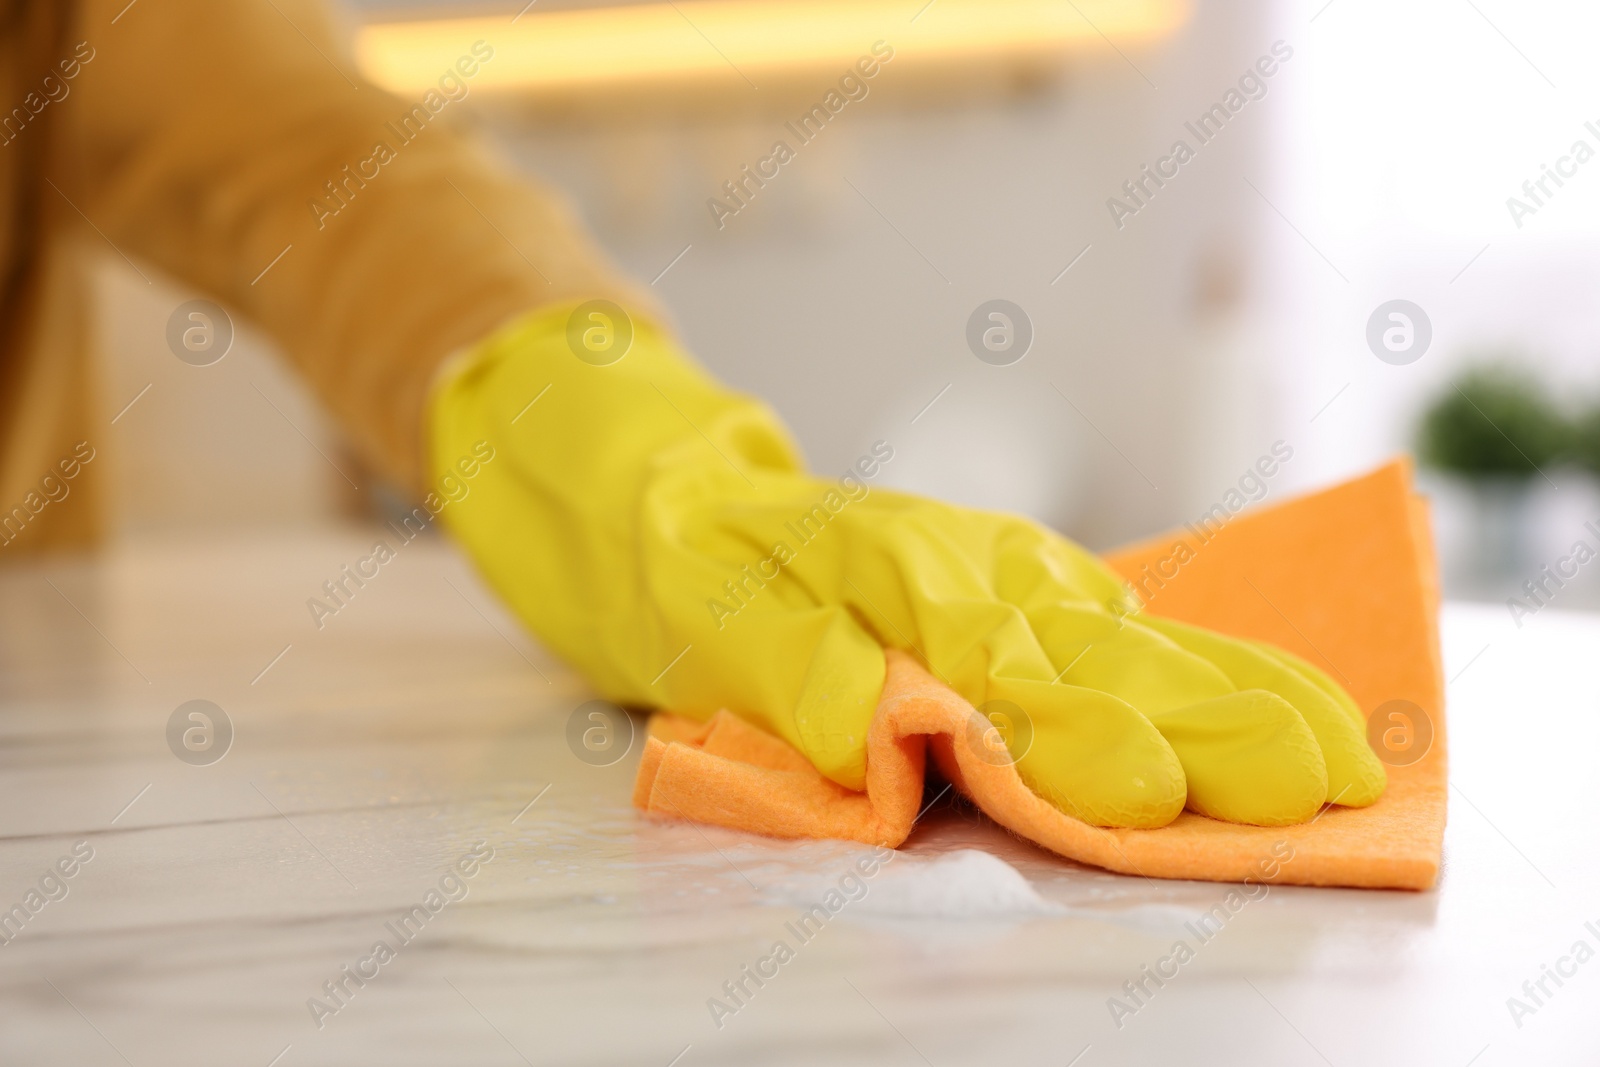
xmin=91 ymin=0 xmax=1600 ymax=611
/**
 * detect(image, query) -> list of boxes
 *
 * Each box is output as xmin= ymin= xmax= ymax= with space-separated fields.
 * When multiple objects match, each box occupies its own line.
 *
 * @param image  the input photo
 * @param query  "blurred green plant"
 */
xmin=1416 ymin=364 xmax=1568 ymax=480
xmin=1569 ymin=402 xmax=1600 ymax=477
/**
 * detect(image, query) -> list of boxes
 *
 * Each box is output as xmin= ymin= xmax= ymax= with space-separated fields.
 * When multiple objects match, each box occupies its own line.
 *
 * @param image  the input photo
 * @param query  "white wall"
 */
xmin=490 ymin=0 xmax=1283 ymax=547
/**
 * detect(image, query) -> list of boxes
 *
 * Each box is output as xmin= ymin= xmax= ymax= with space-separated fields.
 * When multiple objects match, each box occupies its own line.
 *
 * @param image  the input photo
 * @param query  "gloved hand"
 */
xmin=430 ymin=303 xmax=1385 ymax=828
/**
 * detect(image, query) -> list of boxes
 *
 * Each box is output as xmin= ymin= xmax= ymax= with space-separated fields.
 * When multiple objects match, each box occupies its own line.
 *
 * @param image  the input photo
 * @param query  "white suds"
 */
xmin=767 ymin=848 xmax=1061 ymax=919
xmin=859 ymin=850 xmax=1061 ymax=918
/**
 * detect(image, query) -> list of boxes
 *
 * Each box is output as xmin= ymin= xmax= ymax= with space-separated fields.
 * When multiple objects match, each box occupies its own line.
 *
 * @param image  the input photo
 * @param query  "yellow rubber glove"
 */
xmin=430 ymin=303 xmax=1386 ymax=828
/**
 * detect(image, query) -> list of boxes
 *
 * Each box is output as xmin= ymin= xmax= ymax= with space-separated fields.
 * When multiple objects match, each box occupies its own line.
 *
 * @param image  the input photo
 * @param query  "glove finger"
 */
xmin=1137 ymin=616 xmax=1387 ymax=807
xmin=814 ymin=528 xmax=1188 ymax=829
xmin=1246 ymin=639 xmax=1366 ymax=729
xmin=991 ymin=677 xmax=1188 ymax=829
xmin=1024 ymin=603 xmax=1235 ymax=713
xmin=1146 ymin=690 xmax=1327 ymax=825
xmin=687 ymin=567 xmax=1189 ymax=830
xmin=687 ymin=495 xmax=1187 ymax=828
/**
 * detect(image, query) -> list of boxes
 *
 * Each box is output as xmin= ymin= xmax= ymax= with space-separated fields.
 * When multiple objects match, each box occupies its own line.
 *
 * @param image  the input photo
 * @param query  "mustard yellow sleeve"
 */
xmin=56 ymin=0 xmax=657 ymax=489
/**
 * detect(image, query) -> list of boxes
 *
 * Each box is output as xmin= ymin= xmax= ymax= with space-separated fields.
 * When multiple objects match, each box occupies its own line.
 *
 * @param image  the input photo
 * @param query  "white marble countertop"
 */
xmin=1 ymin=530 xmax=1596 ymax=1066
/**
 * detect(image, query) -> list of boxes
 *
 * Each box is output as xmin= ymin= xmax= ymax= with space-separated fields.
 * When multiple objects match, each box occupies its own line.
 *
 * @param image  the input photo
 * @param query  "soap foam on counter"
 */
xmin=769 ymin=848 xmax=1062 ymax=919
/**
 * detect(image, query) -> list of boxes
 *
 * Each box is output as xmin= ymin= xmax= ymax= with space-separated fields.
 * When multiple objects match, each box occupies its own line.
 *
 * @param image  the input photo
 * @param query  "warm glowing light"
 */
xmin=355 ymin=0 xmax=1189 ymax=96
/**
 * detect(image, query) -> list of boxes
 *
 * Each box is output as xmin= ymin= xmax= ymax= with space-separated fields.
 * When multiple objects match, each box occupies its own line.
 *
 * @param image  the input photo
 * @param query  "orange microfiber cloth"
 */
xmin=633 ymin=459 xmax=1446 ymax=890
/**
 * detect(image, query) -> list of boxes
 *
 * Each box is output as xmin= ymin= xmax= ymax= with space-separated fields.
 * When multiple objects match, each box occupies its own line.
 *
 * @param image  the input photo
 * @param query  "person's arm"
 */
xmin=59 ymin=0 xmax=656 ymax=488
xmin=60 ymin=0 xmax=1383 ymax=830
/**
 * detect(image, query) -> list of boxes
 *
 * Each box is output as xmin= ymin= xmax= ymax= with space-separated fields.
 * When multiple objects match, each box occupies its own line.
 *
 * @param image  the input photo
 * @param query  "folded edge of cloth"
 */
xmin=633 ymin=458 xmax=1446 ymax=891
